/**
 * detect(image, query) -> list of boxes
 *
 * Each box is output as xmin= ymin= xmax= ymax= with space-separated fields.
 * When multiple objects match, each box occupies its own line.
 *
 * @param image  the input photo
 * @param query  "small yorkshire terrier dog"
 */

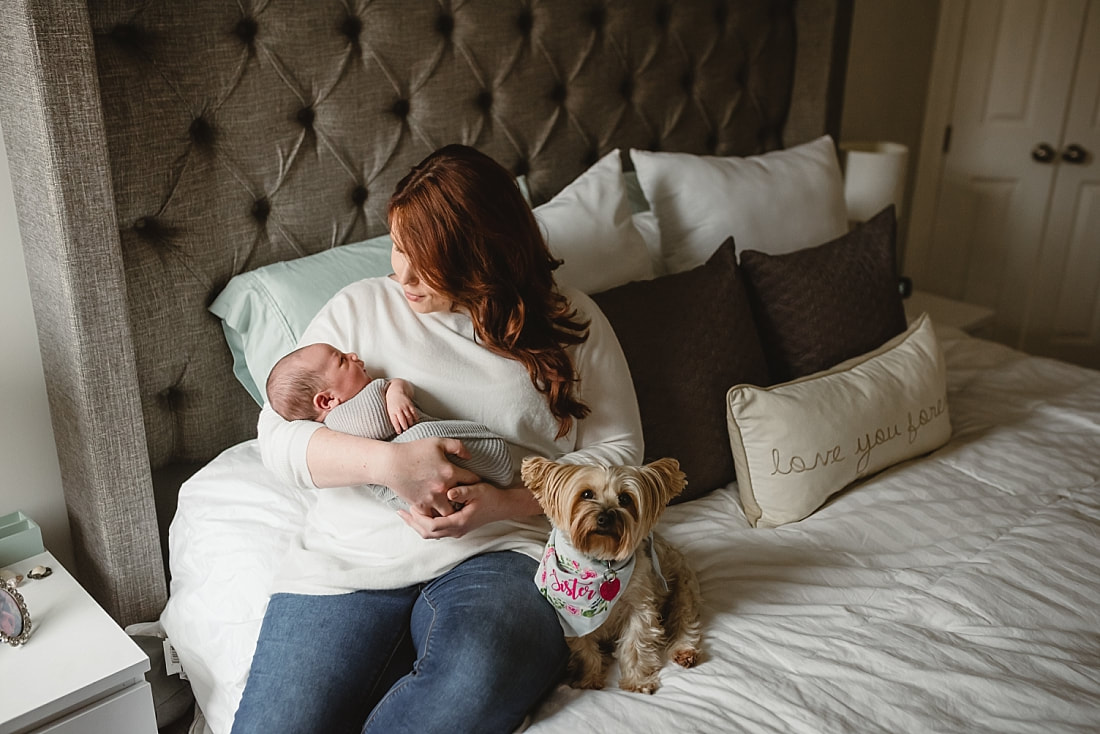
xmin=522 ymin=456 xmax=703 ymax=694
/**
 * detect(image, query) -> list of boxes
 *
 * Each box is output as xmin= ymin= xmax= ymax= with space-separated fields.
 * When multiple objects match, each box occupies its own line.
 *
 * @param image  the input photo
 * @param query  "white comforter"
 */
xmin=162 ymin=329 xmax=1100 ymax=734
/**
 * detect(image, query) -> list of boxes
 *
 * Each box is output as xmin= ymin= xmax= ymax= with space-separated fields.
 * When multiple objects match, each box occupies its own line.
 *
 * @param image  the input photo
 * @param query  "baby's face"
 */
xmin=301 ymin=343 xmax=371 ymax=401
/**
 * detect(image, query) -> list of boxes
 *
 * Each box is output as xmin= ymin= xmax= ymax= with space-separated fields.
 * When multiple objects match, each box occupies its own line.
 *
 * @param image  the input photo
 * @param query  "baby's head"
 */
xmin=266 ymin=343 xmax=372 ymax=421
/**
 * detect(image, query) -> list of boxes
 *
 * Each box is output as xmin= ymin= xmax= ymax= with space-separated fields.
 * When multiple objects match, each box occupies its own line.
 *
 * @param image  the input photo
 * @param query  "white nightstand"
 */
xmin=0 ymin=552 xmax=157 ymax=734
xmin=904 ymin=289 xmax=996 ymax=335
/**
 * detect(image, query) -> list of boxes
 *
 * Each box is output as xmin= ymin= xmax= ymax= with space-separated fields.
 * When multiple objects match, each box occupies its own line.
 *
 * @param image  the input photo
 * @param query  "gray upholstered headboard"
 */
xmin=0 ymin=0 xmax=851 ymax=625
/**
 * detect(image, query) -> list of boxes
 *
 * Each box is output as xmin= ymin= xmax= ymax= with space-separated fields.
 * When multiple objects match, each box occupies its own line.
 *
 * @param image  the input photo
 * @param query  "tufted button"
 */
xmin=714 ymin=1 xmax=728 ymax=26
xmin=234 ymin=16 xmax=258 ymax=45
xmin=549 ymin=83 xmax=567 ymax=106
xmin=475 ymin=89 xmax=493 ymax=113
xmin=516 ymin=9 xmax=534 ymax=36
xmin=189 ymin=116 xmax=215 ymax=146
xmin=583 ymin=148 xmax=600 ymax=167
xmin=655 ymin=3 xmax=671 ymax=28
xmin=351 ymin=185 xmax=368 ymax=207
xmin=132 ymin=216 xmax=170 ymax=241
xmin=110 ymin=23 xmax=147 ymax=50
xmin=297 ymin=106 xmax=315 ymax=129
xmin=619 ymin=77 xmax=634 ymax=101
xmin=735 ymin=65 xmax=748 ymax=88
xmin=681 ymin=69 xmax=694 ymax=92
xmin=514 ymin=159 xmax=530 ymax=177
xmin=391 ymin=98 xmax=411 ymax=118
xmin=251 ymin=197 xmax=270 ymax=223
xmin=587 ymin=6 xmax=606 ymax=30
xmin=706 ymin=133 xmax=719 ymax=153
xmin=648 ymin=138 xmax=661 ymax=152
xmin=436 ymin=13 xmax=454 ymax=38
xmin=340 ymin=14 xmax=362 ymax=42
xmin=158 ymin=386 xmax=177 ymax=405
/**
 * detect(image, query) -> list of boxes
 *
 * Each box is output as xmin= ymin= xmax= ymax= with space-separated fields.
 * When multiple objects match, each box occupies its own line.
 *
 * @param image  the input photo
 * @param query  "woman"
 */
xmin=232 ymin=144 xmax=643 ymax=734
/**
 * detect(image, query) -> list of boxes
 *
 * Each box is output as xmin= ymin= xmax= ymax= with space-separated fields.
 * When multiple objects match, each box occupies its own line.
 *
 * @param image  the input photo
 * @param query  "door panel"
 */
xmin=1024 ymin=0 xmax=1100 ymax=366
xmin=920 ymin=0 xmax=1086 ymax=347
xmin=1052 ymin=184 xmax=1099 ymax=336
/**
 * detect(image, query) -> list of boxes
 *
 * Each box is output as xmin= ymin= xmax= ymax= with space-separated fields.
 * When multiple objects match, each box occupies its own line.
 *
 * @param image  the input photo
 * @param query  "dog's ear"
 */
xmin=520 ymin=456 xmax=556 ymax=499
xmin=643 ymin=457 xmax=688 ymax=502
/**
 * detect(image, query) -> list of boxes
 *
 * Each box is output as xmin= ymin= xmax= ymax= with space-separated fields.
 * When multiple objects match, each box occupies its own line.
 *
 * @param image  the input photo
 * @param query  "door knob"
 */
xmin=1062 ymin=144 xmax=1088 ymax=164
xmin=1031 ymin=143 xmax=1056 ymax=163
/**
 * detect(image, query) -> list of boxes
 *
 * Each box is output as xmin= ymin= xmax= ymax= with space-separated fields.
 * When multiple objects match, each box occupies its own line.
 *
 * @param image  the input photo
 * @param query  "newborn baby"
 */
xmin=266 ymin=342 xmax=515 ymax=510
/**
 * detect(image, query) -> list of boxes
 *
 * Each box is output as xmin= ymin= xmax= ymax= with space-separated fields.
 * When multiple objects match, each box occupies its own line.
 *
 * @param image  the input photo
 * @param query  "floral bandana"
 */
xmin=535 ymin=527 xmax=637 ymax=637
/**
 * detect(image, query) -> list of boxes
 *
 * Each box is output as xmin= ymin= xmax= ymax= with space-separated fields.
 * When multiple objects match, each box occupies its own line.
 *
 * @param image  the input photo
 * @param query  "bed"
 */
xmin=1 ymin=1 xmax=1098 ymax=733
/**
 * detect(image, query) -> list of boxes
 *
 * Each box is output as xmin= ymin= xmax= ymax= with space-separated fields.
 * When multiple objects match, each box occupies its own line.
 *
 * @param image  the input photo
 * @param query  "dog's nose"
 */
xmin=596 ymin=511 xmax=613 ymax=528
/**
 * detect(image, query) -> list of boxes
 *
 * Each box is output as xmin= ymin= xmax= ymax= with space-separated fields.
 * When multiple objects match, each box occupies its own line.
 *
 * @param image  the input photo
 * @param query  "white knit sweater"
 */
xmin=257 ymin=276 xmax=643 ymax=594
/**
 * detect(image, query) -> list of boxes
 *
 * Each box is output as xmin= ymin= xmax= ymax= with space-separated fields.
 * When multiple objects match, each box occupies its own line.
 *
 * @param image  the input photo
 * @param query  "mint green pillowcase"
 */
xmin=516 ymin=174 xmax=532 ymax=205
xmin=209 ymin=234 xmax=394 ymax=405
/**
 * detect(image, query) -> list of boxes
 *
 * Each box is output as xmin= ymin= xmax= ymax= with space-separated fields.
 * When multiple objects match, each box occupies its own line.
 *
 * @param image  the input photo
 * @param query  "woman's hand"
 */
xmin=378 ymin=439 xmax=481 ymax=518
xmin=304 ymin=427 xmax=481 ymax=517
xmin=399 ymin=481 xmax=543 ymax=539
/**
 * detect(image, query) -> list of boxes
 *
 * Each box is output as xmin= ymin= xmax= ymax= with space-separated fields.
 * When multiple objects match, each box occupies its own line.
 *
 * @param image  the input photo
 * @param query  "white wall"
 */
xmin=0 ymin=124 xmax=73 ymax=570
xmin=839 ymin=0 xmax=941 ymax=267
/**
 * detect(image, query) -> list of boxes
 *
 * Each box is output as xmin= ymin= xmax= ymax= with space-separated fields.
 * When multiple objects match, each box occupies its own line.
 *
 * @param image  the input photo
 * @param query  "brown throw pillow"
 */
xmin=739 ymin=205 xmax=907 ymax=383
xmin=591 ymin=238 xmax=769 ymax=502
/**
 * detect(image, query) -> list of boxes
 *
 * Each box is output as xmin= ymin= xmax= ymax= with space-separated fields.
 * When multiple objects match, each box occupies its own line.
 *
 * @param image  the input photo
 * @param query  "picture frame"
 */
xmin=0 ymin=579 xmax=31 ymax=646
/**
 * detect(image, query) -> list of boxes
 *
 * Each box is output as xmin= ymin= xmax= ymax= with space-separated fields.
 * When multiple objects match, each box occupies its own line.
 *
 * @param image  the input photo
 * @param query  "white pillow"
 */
xmin=534 ymin=149 xmax=655 ymax=293
xmin=726 ymin=313 xmax=952 ymax=528
xmin=630 ymin=135 xmax=849 ymax=274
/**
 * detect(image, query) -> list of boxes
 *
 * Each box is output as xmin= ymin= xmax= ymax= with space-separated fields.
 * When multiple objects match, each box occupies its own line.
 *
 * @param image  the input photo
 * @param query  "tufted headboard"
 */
xmin=0 ymin=0 xmax=852 ymax=625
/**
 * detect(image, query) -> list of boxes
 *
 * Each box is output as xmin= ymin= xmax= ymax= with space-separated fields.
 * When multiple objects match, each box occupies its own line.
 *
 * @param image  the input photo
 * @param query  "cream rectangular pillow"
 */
xmin=726 ymin=313 xmax=951 ymax=528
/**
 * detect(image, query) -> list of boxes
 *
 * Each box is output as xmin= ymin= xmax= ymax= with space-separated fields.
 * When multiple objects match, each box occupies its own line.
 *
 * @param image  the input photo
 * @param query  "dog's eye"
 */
xmin=618 ymin=493 xmax=633 ymax=508
xmin=581 ymin=489 xmax=595 ymax=500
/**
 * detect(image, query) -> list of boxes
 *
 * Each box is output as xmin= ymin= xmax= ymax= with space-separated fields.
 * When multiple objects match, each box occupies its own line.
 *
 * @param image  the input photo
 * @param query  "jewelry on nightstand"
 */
xmin=0 ymin=569 xmax=22 ymax=586
xmin=27 ymin=565 xmax=52 ymax=580
xmin=0 ymin=578 xmax=32 ymax=646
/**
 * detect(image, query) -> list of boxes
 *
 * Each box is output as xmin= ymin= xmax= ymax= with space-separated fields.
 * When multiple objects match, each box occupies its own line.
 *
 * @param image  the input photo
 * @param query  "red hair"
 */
xmin=388 ymin=144 xmax=590 ymax=438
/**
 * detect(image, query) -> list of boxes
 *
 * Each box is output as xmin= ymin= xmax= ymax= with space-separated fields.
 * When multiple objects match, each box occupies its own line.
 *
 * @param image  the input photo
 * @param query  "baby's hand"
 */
xmin=386 ymin=381 xmax=418 ymax=433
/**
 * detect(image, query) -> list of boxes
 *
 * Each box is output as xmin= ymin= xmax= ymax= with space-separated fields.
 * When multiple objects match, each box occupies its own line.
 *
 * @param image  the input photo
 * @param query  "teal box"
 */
xmin=0 ymin=511 xmax=45 ymax=567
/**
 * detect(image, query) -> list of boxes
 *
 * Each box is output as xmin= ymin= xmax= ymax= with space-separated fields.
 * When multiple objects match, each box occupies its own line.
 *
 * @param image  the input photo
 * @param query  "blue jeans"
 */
xmin=230 ymin=551 xmax=567 ymax=734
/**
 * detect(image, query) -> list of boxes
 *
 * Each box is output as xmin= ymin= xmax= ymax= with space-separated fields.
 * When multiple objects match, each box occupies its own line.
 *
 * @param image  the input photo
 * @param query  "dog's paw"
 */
xmin=620 ymin=676 xmax=659 ymax=695
xmin=672 ymin=647 xmax=700 ymax=668
xmin=570 ymin=675 xmax=606 ymax=691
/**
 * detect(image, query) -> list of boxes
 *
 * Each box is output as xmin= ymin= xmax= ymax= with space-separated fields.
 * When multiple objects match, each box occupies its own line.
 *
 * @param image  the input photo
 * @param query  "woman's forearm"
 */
xmin=506 ymin=484 xmax=545 ymax=518
xmin=305 ymin=426 xmax=396 ymax=488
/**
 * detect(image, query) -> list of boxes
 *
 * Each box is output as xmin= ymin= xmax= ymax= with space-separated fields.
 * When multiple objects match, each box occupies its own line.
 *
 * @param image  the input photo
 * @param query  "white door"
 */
xmin=906 ymin=0 xmax=1100 ymax=367
xmin=1021 ymin=3 xmax=1100 ymax=365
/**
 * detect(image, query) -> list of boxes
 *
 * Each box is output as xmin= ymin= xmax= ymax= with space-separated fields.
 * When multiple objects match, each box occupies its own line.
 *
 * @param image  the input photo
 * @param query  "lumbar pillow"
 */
xmin=592 ymin=238 xmax=770 ymax=501
xmin=534 ymin=149 xmax=655 ymax=294
xmin=739 ymin=205 xmax=907 ymax=383
xmin=629 ymin=135 xmax=848 ymax=274
xmin=726 ymin=313 xmax=951 ymax=528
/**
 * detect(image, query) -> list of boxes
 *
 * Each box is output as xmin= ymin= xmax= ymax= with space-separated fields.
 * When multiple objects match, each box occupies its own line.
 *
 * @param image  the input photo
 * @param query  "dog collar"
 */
xmin=535 ymin=527 xmax=637 ymax=637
